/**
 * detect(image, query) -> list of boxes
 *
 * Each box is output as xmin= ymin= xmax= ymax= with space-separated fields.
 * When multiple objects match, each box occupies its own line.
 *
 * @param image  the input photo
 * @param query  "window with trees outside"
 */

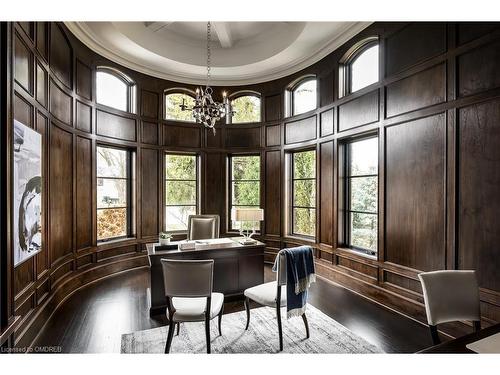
xmin=164 ymin=154 xmax=198 ymax=231
xmin=344 ymin=136 xmax=378 ymax=255
xmin=96 ymin=146 xmax=134 ymax=241
xmin=290 ymin=78 xmax=317 ymax=116
xmin=340 ymin=39 xmax=379 ymax=97
xmin=229 ymin=155 xmax=260 ymax=231
xmin=165 ymin=92 xmax=196 ymax=122
xmin=96 ymin=68 xmax=135 ymax=112
xmin=230 ymin=95 xmax=261 ymax=123
xmin=290 ymin=150 xmax=316 ymax=237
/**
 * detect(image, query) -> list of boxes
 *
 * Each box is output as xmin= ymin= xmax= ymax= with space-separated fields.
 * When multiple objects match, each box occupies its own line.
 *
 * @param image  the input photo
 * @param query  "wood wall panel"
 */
xmin=385 ymin=64 xmax=446 ymax=118
xmin=338 ymin=89 xmax=379 ymax=131
xmin=385 ymin=114 xmax=446 ymax=271
xmin=14 ymin=32 xmax=32 ymax=94
xmin=457 ymin=40 xmax=500 ymax=97
xmin=226 ymin=127 xmax=260 ymax=148
xmin=266 ymin=125 xmax=281 ymax=147
xmin=141 ymin=149 xmax=159 ymax=237
xmin=320 ymin=141 xmax=333 ymax=245
xmin=14 ymin=260 xmax=33 ymax=296
xmin=163 ymin=125 xmax=200 ymax=148
xmin=320 ymin=109 xmax=334 ymax=137
xmin=75 ymin=136 xmax=93 ymax=250
xmin=35 ymin=112 xmax=49 ymax=276
xmin=96 ymin=110 xmax=136 ymax=141
xmin=49 ymin=125 xmax=74 ymax=263
xmin=385 ymin=23 xmax=446 ymax=76
xmin=458 ymin=99 xmax=500 ymax=291
xmin=76 ymin=60 xmax=92 ymax=100
xmin=14 ymin=93 xmax=33 ymax=127
xmin=204 ymin=153 xmax=223 ymax=216
xmin=285 ymin=115 xmax=316 ymax=144
xmin=76 ymin=100 xmax=91 ymax=133
xmin=49 ymin=79 xmax=72 ymax=125
xmin=457 ymin=23 xmax=500 ymax=45
xmin=141 ymin=121 xmax=158 ymax=145
xmin=265 ymin=94 xmax=281 ymax=122
xmin=320 ymin=70 xmax=334 ymax=107
xmin=49 ymin=23 xmax=72 ymax=88
xmin=36 ymin=62 xmax=47 ymax=107
xmin=265 ymin=151 xmax=281 ymax=235
xmin=141 ymin=90 xmax=158 ymax=118
xmin=35 ymin=22 xmax=48 ymax=61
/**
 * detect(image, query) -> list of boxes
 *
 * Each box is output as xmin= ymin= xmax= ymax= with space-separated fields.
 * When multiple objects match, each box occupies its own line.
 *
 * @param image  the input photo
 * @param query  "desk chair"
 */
xmin=418 ymin=270 xmax=481 ymax=345
xmin=243 ymin=251 xmax=310 ymax=351
xmin=187 ymin=215 xmax=220 ymax=240
xmin=161 ymin=259 xmax=224 ymax=353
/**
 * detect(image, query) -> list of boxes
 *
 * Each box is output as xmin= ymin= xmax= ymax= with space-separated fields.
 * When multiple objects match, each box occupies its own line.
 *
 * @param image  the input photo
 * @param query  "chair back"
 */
xmin=418 ymin=270 xmax=481 ymax=326
xmin=276 ymin=251 xmax=287 ymax=286
xmin=187 ymin=215 xmax=220 ymax=240
xmin=161 ymin=259 xmax=214 ymax=298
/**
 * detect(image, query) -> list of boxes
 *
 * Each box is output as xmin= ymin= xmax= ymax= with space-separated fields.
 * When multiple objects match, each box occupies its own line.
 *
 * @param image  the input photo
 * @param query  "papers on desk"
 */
xmin=466 ymin=332 xmax=500 ymax=353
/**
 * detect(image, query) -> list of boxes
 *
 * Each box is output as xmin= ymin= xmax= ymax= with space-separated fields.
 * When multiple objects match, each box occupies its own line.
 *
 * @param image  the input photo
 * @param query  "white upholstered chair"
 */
xmin=160 ymin=259 xmax=224 ymax=353
xmin=187 ymin=214 xmax=220 ymax=240
xmin=243 ymin=251 xmax=310 ymax=352
xmin=418 ymin=270 xmax=481 ymax=345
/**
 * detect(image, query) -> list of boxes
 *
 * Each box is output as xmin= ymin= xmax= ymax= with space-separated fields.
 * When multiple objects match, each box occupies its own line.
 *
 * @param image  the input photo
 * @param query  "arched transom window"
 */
xmin=96 ymin=68 xmax=135 ymax=113
xmin=164 ymin=91 xmax=196 ymax=122
xmin=229 ymin=93 xmax=261 ymax=124
xmin=340 ymin=38 xmax=379 ymax=97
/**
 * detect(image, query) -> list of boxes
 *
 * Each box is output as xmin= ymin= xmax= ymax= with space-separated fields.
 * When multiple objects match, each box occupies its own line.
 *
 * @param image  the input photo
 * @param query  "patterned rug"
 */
xmin=121 ymin=305 xmax=383 ymax=354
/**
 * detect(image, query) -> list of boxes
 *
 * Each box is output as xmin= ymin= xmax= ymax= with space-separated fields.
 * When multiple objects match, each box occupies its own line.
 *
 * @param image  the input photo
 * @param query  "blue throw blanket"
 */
xmin=273 ymin=246 xmax=316 ymax=318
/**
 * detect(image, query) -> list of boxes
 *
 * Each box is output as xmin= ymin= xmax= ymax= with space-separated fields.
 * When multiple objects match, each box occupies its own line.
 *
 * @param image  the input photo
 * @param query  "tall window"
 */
xmin=290 ymin=150 xmax=316 ymax=237
xmin=96 ymin=146 xmax=134 ymax=241
xmin=344 ymin=137 xmax=378 ymax=255
xmin=229 ymin=155 xmax=261 ymax=231
xmin=165 ymin=91 xmax=196 ymax=122
xmin=164 ymin=154 xmax=198 ymax=231
xmin=96 ymin=68 xmax=135 ymax=112
xmin=287 ymin=77 xmax=317 ymax=117
xmin=230 ymin=94 xmax=261 ymax=123
xmin=340 ymin=38 xmax=379 ymax=97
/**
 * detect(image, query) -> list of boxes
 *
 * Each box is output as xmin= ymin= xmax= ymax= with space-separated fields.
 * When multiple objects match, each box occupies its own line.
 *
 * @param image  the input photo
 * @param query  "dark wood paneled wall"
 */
xmin=3 ymin=21 xmax=500 ymax=346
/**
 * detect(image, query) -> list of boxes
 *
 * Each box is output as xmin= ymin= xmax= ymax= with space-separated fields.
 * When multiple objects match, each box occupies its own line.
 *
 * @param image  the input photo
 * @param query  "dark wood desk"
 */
xmin=418 ymin=323 xmax=500 ymax=353
xmin=147 ymin=238 xmax=265 ymax=316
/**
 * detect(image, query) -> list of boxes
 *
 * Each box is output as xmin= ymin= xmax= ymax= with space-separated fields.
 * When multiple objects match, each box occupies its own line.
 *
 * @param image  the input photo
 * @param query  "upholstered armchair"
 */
xmin=187 ymin=214 xmax=220 ymax=240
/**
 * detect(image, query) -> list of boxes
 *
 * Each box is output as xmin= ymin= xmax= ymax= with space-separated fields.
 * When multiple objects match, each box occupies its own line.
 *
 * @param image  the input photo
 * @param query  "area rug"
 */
xmin=121 ymin=305 xmax=383 ymax=354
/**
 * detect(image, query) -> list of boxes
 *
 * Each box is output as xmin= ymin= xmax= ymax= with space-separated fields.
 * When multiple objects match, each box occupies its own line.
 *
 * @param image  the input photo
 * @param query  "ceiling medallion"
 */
xmin=180 ymin=21 xmax=230 ymax=135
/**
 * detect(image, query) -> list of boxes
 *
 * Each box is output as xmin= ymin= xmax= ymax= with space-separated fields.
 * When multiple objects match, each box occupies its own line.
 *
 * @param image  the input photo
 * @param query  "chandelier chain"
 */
xmin=206 ymin=21 xmax=211 ymax=85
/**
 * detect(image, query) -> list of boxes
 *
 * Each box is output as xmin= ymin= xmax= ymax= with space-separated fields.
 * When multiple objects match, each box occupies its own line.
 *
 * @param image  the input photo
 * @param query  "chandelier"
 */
xmin=180 ymin=21 xmax=229 ymax=135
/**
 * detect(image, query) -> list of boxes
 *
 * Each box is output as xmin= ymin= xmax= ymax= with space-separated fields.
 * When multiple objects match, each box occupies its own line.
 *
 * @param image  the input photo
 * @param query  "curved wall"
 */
xmin=4 ymin=21 xmax=500 ymax=346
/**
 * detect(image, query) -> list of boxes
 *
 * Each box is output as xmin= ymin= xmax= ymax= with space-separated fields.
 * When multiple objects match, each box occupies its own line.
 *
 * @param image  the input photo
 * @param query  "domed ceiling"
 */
xmin=65 ymin=22 xmax=371 ymax=86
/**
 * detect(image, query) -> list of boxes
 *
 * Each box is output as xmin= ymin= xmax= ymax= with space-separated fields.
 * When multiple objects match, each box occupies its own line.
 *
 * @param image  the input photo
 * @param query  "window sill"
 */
xmin=282 ymin=235 xmax=316 ymax=245
xmin=97 ymin=237 xmax=137 ymax=250
xmin=336 ymin=247 xmax=378 ymax=261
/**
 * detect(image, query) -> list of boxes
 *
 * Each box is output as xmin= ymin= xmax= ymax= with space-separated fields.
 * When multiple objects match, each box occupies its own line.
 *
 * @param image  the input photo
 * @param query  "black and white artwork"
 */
xmin=13 ymin=120 xmax=42 ymax=266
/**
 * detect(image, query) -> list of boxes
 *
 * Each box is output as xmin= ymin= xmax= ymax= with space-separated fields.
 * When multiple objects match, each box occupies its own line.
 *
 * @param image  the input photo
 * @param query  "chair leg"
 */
xmin=176 ymin=322 xmax=180 ymax=336
xmin=302 ymin=313 xmax=310 ymax=339
xmin=165 ymin=320 xmax=176 ymax=354
xmin=244 ymin=297 xmax=250 ymax=330
xmin=205 ymin=317 xmax=211 ymax=354
xmin=429 ymin=325 xmax=440 ymax=345
xmin=473 ymin=320 xmax=481 ymax=332
xmin=276 ymin=304 xmax=283 ymax=352
xmin=218 ymin=304 xmax=224 ymax=336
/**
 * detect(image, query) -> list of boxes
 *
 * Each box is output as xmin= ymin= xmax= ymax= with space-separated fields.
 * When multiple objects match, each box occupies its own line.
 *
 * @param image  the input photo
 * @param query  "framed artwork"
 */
xmin=13 ymin=120 xmax=42 ymax=266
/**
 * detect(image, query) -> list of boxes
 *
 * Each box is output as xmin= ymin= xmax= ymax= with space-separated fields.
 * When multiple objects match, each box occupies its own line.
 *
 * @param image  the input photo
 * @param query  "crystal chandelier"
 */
xmin=180 ymin=21 xmax=229 ymax=135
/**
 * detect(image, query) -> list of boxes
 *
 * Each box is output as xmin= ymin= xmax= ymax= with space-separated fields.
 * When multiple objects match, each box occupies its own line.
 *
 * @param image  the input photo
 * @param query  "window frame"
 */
xmin=227 ymin=153 xmax=262 ymax=233
xmin=164 ymin=88 xmax=198 ymax=123
xmin=288 ymin=148 xmax=317 ymax=239
xmin=227 ymin=91 xmax=262 ymax=124
xmin=95 ymin=67 xmax=136 ymax=113
xmin=341 ymin=134 xmax=379 ymax=257
xmin=96 ymin=144 xmax=135 ymax=243
xmin=163 ymin=152 xmax=200 ymax=234
xmin=285 ymin=75 xmax=318 ymax=118
xmin=339 ymin=37 xmax=379 ymax=98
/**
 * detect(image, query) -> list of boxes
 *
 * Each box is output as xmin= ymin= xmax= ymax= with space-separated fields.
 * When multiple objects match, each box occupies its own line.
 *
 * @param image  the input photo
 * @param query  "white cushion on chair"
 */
xmin=171 ymin=292 xmax=224 ymax=322
xmin=244 ymin=281 xmax=287 ymax=307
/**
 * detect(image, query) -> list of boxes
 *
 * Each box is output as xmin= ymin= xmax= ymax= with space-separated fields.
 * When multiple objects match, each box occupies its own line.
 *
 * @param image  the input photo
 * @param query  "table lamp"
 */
xmin=231 ymin=208 xmax=264 ymax=245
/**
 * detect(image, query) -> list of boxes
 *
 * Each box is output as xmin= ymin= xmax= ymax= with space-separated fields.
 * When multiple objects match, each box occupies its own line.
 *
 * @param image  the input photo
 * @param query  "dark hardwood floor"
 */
xmin=33 ymin=265 xmax=435 ymax=353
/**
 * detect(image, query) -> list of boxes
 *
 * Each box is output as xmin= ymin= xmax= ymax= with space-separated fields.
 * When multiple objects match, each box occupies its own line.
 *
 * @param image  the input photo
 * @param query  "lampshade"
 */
xmin=231 ymin=208 xmax=264 ymax=221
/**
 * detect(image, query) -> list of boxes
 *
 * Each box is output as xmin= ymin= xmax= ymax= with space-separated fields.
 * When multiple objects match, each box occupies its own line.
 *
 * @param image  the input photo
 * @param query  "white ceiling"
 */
xmin=65 ymin=21 xmax=371 ymax=86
